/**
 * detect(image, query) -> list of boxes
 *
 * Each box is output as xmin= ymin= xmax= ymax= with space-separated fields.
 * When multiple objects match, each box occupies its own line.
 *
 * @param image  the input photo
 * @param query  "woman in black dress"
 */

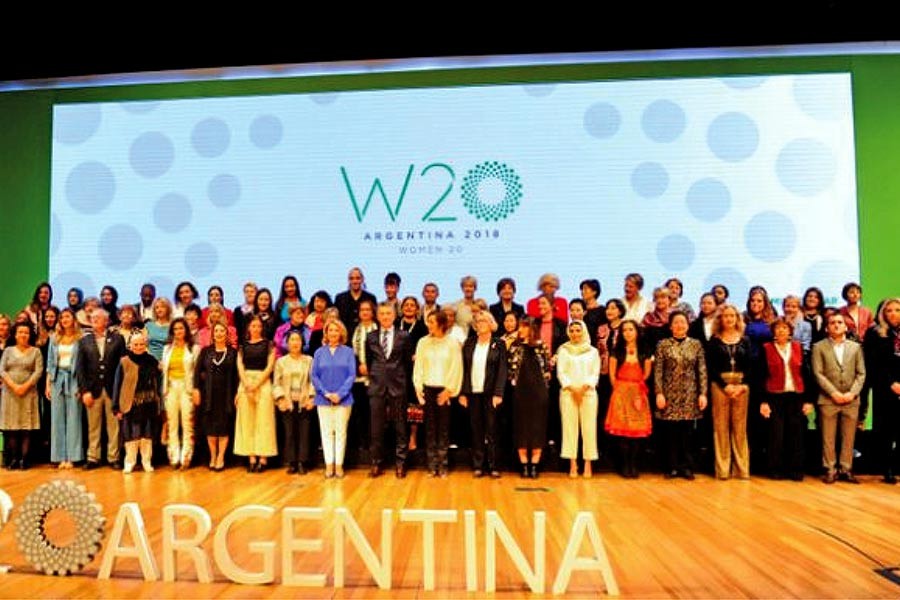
xmin=508 ymin=317 xmax=551 ymax=478
xmin=192 ymin=322 xmax=239 ymax=470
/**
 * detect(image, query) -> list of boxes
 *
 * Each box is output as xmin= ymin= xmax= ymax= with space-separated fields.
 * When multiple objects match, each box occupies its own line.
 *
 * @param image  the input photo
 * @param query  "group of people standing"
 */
xmin=1 ymin=271 xmax=898 ymax=487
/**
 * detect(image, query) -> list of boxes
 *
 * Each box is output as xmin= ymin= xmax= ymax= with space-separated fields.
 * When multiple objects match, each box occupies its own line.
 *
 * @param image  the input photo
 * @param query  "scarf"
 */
xmin=561 ymin=320 xmax=594 ymax=355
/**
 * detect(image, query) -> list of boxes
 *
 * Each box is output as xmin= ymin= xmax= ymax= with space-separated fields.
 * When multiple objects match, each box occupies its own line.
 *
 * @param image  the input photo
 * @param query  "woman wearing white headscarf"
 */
xmin=556 ymin=320 xmax=601 ymax=478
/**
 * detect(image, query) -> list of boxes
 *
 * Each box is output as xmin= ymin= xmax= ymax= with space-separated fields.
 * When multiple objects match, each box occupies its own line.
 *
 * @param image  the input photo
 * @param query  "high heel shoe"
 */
xmin=529 ymin=463 xmax=539 ymax=479
xmin=521 ymin=463 xmax=530 ymax=478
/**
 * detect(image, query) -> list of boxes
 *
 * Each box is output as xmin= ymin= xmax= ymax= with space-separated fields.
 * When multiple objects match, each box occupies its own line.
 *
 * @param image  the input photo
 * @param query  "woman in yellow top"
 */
xmin=161 ymin=317 xmax=200 ymax=469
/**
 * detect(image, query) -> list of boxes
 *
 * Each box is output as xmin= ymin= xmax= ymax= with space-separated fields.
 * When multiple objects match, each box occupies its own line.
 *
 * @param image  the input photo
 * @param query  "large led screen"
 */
xmin=50 ymin=73 xmax=858 ymax=305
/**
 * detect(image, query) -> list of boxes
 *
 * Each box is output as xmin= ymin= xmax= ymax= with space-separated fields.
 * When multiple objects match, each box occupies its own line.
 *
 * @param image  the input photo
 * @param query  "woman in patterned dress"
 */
xmin=654 ymin=311 xmax=708 ymax=480
xmin=605 ymin=320 xmax=652 ymax=478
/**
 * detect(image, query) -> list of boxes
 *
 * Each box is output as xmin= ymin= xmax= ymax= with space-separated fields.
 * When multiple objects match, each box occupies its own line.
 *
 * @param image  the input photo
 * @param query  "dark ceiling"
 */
xmin=0 ymin=17 xmax=892 ymax=83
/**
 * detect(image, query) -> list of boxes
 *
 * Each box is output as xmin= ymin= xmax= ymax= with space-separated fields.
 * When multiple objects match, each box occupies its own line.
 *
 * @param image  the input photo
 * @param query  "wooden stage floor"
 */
xmin=0 ymin=463 xmax=898 ymax=599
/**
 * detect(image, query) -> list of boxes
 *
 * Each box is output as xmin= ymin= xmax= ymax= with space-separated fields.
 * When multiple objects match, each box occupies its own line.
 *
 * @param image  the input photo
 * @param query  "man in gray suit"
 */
xmin=812 ymin=312 xmax=866 ymax=484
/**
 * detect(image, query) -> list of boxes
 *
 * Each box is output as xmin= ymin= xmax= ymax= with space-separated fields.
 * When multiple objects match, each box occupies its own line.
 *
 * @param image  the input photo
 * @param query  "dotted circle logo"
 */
xmin=14 ymin=480 xmax=106 ymax=576
xmin=460 ymin=161 xmax=523 ymax=222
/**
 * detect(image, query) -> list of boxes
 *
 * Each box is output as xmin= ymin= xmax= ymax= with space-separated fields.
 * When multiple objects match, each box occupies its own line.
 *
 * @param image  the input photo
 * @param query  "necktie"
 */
xmin=381 ymin=330 xmax=390 ymax=359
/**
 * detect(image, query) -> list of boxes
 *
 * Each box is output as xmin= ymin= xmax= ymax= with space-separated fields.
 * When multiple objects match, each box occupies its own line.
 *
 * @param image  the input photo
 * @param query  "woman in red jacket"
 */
xmin=760 ymin=318 xmax=813 ymax=481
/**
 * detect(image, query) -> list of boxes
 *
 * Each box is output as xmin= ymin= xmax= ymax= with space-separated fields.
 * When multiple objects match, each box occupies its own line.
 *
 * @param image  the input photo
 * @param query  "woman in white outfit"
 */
xmin=556 ymin=320 xmax=601 ymax=478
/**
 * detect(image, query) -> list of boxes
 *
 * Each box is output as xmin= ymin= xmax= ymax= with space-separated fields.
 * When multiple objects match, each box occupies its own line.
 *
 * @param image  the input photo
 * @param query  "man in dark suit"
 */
xmin=76 ymin=308 xmax=126 ymax=469
xmin=812 ymin=312 xmax=866 ymax=484
xmin=460 ymin=311 xmax=508 ymax=478
xmin=366 ymin=302 xmax=413 ymax=478
xmin=334 ymin=267 xmax=378 ymax=337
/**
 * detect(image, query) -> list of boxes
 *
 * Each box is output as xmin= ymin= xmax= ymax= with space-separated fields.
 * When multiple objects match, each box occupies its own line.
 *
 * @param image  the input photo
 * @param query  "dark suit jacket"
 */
xmin=545 ymin=318 xmax=568 ymax=354
xmin=460 ymin=336 xmax=508 ymax=397
xmin=489 ymin=301 xmax=525 ymax=328
xmin=687 ymin=316 xmax=714 ymax=348
xmin=76 ymin=330 xmax=126 ymax=398
xmin=365 ymin=327 xmax=412 ymax=401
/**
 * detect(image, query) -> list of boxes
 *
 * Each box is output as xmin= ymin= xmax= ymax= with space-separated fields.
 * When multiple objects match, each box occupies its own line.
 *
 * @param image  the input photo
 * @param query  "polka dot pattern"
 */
xmin=707 ymin=112 xmax=759 ymax=162
xmin=207 ymin=174 xmax=241 ymax=208
xmin=130 ymin=132 xmax=175 ymax=178
xmin=153 ymin=193 xmax=192 ymax=233
xmin=249 ymin=115 xmax=284 ymax=149
xmin=98 ymin=225 xmax=143 ymax=271
xmin=185 ymin=242 xmax=219 ymax=277
xmin=54 ymin=104 xmax=102 ymax=145
xmin=583 ymin=102 xmax=621 ymax=139
xmin=686 ymin=178 xmax=731 ymax=222
xmin=776 ymin=138 xmax=836 ymax=197
xmin=744 ymin=212 xmax=796 ymax=262
xmin=191 ymin=118 xmax=230 ymax=158
xmin=631 ymin=162 xmax=669 ymax=198
xmin=66 ymin=162 xmax=116 ymax=215
xmin=641 ymin=100 xmax=686 ymax=143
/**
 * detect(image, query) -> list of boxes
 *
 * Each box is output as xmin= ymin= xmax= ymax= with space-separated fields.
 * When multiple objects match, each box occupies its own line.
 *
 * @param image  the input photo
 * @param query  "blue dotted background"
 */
xmin=49 ymin=74 xmax=859 ymax=305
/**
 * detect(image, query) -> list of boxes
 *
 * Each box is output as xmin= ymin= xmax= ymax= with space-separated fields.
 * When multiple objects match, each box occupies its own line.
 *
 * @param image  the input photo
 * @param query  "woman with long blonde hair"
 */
xmin=707 ymin=304 xmax=752 ymax=480
xmin=46 ymin=308 xmax=83 ymax=468
xmin=864 ymin=298 xmax=900 ymax=484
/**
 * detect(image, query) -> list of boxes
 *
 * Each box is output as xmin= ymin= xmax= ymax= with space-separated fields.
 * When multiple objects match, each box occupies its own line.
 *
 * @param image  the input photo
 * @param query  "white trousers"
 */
xmin=560 ymin=389 xmax=599 ymax=460
xmin=165 ymin=379 xmax=195 ymax=465
xmin=124 ymin=439 xmax=154 ymax=473
xmin=317 ymin=405 xmax=352 ymax=466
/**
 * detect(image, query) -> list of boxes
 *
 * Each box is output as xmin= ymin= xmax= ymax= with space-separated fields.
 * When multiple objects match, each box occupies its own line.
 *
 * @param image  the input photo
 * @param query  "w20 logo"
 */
xmin=341 ymin=161 xmax=523 ymax=223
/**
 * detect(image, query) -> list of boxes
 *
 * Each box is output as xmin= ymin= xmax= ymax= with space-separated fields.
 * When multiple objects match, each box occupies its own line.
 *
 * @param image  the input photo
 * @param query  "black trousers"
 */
xmin=766 ymin=392 xmax=806 ymax=476
xmin=370 ymin=391 xmax=409 ymax=468
xmin=347 ymin=382 xmax=371 ymax=464
xmin=424 ymin=386 xmax=450 ymax=471
xmin=468 ymin=392 xmax=499 ymax=471
xmin=281 ymin=406 xmax=312 ymax=465
xmin=874 ymin=392 xmax=900 ymax=475
xmin=661 ymin=420 xmax=695 ymax=472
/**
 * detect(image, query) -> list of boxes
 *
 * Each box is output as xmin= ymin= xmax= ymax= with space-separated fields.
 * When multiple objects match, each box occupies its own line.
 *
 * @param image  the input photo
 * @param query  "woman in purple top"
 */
xmin=311 ymin=320 xmax=356 ymax=479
